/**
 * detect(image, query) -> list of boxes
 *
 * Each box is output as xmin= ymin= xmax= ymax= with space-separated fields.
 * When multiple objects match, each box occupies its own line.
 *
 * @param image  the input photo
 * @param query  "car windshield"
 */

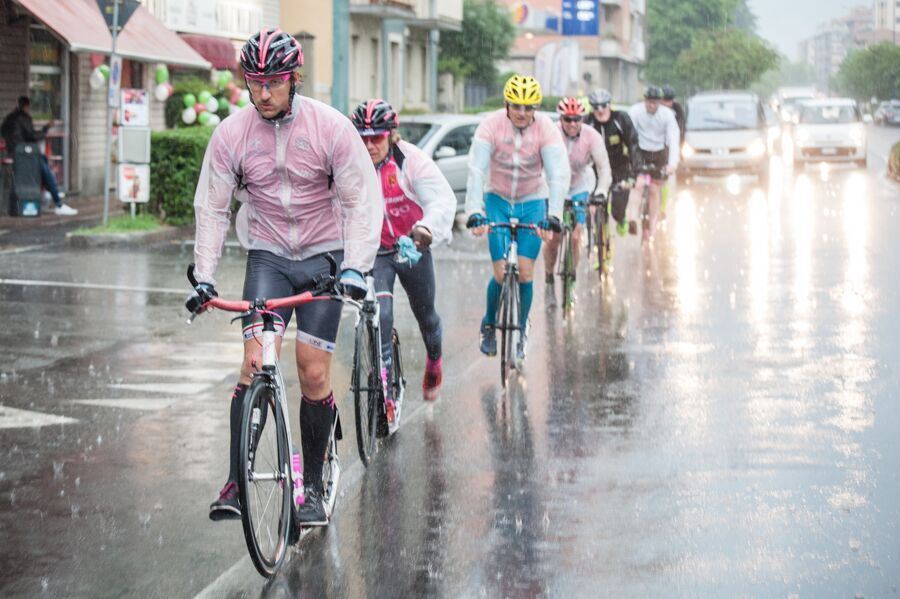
xmin=687 ymin=99 xmax=759 ymax=130
xmin=398 ymin=122 xmax=439 ymax=147
xmin=798 ymin=105 xmax=859 ymax=124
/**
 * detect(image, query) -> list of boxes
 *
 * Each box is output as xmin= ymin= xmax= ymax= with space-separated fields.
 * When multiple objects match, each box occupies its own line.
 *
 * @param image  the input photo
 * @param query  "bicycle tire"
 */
xmin=390 ymin=329 xmax=405 ymax=410
xmin=498 ymin=275 xmax=512 ymax=387
xmin=509 ymin=272 xmax=520 ymax=369
xmin=597 ymin=207 xmax=609 ymax=278
xmin=585 ymin=209 xmax=594 ymax=258
xmin=353 ymin=320 xmax=382 ymax=466
xmin=238 ymin=377 xmax=291 ymax=578
xmin=561 ymin=229 xmax=574 ymax=311
xmin=320 ymin=409 xmax=341 ymax=518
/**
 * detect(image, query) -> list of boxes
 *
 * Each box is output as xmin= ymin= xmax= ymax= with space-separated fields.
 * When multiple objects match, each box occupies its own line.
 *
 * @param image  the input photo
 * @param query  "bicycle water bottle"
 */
xmin=291 ymin=444 xmax=305 ymax=507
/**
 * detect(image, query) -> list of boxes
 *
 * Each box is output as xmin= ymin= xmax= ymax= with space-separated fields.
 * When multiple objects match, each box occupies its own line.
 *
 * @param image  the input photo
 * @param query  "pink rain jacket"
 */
xmin=465 ymin=109 xmax=570 ymax=219
xmin=193 ymin=96 xmax=382 ymax=285
xmin=561 ymin=123 xmax=612 ymax=197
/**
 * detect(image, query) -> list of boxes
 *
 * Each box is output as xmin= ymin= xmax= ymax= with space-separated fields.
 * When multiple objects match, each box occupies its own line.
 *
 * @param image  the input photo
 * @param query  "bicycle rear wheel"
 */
xmin=238 ymin=377 xmax=291 ymax=578
xmin=353 ymin=321 xmax=383 ymax=466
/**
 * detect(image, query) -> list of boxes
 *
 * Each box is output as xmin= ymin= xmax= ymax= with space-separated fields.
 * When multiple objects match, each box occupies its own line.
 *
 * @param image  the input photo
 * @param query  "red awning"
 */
xmin=12 ymin=0 xmax=211 ymax=69
xmin=179 ymin=34 xmax=238 ymax=71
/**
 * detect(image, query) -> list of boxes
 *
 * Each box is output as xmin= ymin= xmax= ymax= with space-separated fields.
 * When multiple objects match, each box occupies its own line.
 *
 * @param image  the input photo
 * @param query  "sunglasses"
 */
xmin=245 ymin=73 xmax=292 ymax=93
xmin=592 ymin=103 xmax=610 ymax=110
xmin=562 ymin=116 xmax=582 ymax=123
xmin=508 ymin=103 xmax=536 ymax=113
xmin=361 ymin=132 xmax=390 ymax=144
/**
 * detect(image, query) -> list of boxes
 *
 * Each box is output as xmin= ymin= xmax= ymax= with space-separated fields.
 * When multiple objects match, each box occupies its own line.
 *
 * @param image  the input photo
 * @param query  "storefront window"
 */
xmin=29 ymin=26 xmax=66 ymax=188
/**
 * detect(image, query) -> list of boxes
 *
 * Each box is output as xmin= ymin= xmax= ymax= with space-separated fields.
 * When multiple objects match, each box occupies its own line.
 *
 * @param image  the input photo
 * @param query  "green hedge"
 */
xmin=890 ymin=142 xmax=900 ymax=183
xmin=149 ymin=127 xmax=213 ymax=225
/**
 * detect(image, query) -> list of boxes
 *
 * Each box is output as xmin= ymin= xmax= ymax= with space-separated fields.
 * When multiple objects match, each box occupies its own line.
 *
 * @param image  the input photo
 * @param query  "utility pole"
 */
xmin=332 ymin=0 xmax=349 ymax=114
xmin=101 ymin=0 xmax=120 ymax=226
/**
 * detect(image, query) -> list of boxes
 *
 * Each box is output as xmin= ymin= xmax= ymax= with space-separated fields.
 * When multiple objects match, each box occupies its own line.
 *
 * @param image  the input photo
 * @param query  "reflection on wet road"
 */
xmin=1 ymin=150 xmax=900 ymax=597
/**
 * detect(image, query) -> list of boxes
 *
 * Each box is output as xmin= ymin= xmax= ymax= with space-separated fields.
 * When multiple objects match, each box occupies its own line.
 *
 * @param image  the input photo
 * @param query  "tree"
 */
xmin=439 ymin=0 xmax=516 ymax=85
xmin=674 ymin=29 xmax=779 ymax=93
xmin=645 ymin=0 xmax=744 ymax=86
xmin=731 ymin=0 xmax=757 ymax=32
xmin=833 ymin=43 xmax=900 ymax=101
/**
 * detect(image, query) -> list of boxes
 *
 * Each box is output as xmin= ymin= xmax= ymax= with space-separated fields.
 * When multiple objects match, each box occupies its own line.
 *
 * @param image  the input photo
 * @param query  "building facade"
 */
xmin=496 ymin=0 xmax=645 ymax=104
xmin=873 ymin=0 xmax=899 ymax=43
xmin=800 ymin=6 xmax=873 ymax=92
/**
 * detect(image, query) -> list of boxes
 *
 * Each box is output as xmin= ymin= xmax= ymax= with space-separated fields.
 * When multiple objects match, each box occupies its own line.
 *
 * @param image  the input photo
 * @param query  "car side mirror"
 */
xmin=862 ymin=114 xmax=873 ymax=124
xmin=434 ymin=146 xmax=457 ymax=160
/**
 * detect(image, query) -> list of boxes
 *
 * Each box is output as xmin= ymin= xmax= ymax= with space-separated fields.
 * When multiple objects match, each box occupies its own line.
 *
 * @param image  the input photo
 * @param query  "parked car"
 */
xmin=792 ymin=98 xmax=867 ymax=168
xmin=874 ymin=100 xmax=900 ymax=126
xmin=679 ymin=91 xmax=771 ymax=186
xmin=398 ymin=114 xmax=484 ymax=212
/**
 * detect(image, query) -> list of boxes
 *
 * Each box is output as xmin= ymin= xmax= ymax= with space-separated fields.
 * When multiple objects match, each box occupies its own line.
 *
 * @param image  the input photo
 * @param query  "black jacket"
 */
xmin=1 ymin=109 xmax=46 ymax=154
xmin=585 ymin=110 xmax=639 ymax=183
xmin=671 ymin=101 xmax=686 ymax=145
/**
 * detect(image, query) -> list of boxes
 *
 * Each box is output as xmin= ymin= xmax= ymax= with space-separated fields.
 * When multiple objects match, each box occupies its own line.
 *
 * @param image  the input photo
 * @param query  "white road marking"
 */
xmin=132 ymin=369 xmax=234 ymax=382
xmin=0 ymin=278 xmax=185 ymax=295
xmin=107 ymin=382 xmax=211 ymax=395
xmin=0 ymin=405 xmax=77 ymax=429
xmin=71 ymin=398 xmax=177 ymax=411
xmin=0 ymin=245 xmax=46 ymax=255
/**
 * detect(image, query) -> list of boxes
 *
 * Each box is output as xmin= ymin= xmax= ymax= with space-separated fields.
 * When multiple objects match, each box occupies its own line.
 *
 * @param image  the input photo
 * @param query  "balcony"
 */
xmin=601 ymin=0 xmax=622 ymax=6
xmin=599 ymin=38 xmax=622 ymax=57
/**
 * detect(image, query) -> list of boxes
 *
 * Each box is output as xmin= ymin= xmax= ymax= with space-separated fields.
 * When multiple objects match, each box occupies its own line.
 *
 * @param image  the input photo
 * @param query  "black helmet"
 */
xmin=350 ymin=99 xmax=400 ymax=135
xmin=644 ymin=86 xmax=664 ymax=100
xmin=662 ymin=85 xmax=676 ymax=100
xmin=240 ymin=28 xmax=303 ymax=76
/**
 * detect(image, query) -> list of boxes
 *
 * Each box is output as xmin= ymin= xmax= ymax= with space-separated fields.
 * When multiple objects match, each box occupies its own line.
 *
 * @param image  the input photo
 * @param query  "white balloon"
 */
xmin=89 ymin=68 xmax=105 ymax=90
xmin=182 ymin=107 xmax=197 ymax=124
xmin=207 ymin=114 xmax=221 ymax=127
xmin=206 ymin=97 xmax=219 ymax=114
xmin=210 ymin=69 xmax=220 ymax=85
xmin=240 ymin=89 xmax=250 ymax=103
xmin=154 ymin=83 xmax=170 ymax=102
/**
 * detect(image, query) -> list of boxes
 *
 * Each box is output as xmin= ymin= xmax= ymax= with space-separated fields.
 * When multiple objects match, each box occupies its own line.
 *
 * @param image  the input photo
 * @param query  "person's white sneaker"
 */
xmin=54 ymin=204 xmax=78 ymax=216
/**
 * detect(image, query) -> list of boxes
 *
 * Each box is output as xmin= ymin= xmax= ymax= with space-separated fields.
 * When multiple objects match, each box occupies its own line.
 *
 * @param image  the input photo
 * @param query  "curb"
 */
xmin=65 ymin=225 xmax=192 ymax=248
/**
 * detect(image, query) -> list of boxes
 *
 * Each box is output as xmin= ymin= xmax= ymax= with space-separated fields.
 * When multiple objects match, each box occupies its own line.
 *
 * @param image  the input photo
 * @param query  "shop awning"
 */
xmin=179 ymin=34 xmax=238 ymax=71
xmin=12 ymin=0 xmax=211 ymax=69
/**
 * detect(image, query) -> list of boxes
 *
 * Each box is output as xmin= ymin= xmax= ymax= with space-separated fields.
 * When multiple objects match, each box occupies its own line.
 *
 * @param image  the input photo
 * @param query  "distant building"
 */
xmin=799 ymin=5 xmax=873 ymax=92
xmin=495 ymin=0 xmax=646 ymax=104
xmin=873 ymin=0 xmax=900 ymax=44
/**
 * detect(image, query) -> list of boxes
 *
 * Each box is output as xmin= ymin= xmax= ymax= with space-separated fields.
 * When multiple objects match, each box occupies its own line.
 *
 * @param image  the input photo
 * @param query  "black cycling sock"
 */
xmin=300 ymin=393 xmax=335 ymax=494
xmin=227 ymin=383 xmax=248 ymax=482
xmin=545 ymin=272 xmax=554 ymax=284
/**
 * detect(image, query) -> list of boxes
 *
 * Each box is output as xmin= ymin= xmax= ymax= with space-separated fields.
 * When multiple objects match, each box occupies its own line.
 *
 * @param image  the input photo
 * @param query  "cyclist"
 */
xmin=187 ymin=29 xmax=381 ymax=527
xmin=583 ymin=88 xmax=639 ymax=237
xmin=627 ymin=86 xmax=680 ymax=242
xmin=350 ymin=99 xmax=455 ymax=407
xmin=542 ymin=97 xmax=611 ymax=303
xmin=660 ymin=85 xmax=686 ymax=220
xmin=465 ymin=74 xmax=569 ymax=360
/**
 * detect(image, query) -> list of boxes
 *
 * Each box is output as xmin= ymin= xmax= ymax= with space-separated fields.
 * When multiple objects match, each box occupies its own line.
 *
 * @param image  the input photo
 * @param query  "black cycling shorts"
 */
xmin=241 ymin=250 xmax=344 ymax=353
xmin=640 ymin=149 xmax=669 ymax=181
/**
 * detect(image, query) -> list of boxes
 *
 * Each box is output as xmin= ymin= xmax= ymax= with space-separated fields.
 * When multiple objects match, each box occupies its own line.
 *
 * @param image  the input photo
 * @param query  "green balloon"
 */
xmin=198 ymin=90 xmax=212 ymax=104
xmin=183 ymin=93 xmax=196 ymax=108
xmin=218 ymin=97 xmax=229 ymax=111
xmin=98 ymin=64 xmax=110 ymax=80
xmin=198 ymin=111 xmax=211 ymax=125
xmin=217 ymin=72 xmax=230 ymax=89
xmin=237 ymin=97 xmax=249 ymax=108
xmin=155 ymin=65 xmax=169 ymax=84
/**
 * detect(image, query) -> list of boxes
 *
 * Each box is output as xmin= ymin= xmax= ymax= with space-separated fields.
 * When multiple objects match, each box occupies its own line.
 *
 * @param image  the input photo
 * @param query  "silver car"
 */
xmin=792 ymin=98 xmax=867 ymax=168
xmin=680 ymin=91 xmax=773 ymax=185
xmin=398 ymin=114 xmax=484 ymax=212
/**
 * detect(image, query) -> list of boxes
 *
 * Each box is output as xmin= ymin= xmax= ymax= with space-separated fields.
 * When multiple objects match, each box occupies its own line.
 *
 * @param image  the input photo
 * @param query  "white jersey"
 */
xmin=628 ymin=103 xmax=681 ymax=169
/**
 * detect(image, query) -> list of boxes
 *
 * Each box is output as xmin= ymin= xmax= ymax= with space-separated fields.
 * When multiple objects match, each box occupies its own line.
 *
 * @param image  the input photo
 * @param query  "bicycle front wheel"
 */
xmin=353 ymin=321 xmax=382 ymax=466
xmin=498 ymin=274 xmax=514 ymax=387
xmin=561 ymin=230 xmax=575 ymax=311
xmin=597 ymin=208 xmax=609 ymax=278
xmin=390 ymin=328 xmax=405 ymax=409
xmin=238 ymin=377 xmax=291 ymax=578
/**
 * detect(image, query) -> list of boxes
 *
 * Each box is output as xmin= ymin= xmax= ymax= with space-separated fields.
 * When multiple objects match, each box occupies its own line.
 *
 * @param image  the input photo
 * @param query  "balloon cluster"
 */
xmin=89 ymin=64 xmax=110 ymax=90
xmin=153 ymin=65 xmax=174 ymax=102
xmin=180 ymin=69 xmax=248 ymax=127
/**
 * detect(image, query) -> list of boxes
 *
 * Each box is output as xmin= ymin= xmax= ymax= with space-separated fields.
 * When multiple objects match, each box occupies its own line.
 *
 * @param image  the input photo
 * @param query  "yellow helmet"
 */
xmin=503 ymin=74 xmax=542 ymax=106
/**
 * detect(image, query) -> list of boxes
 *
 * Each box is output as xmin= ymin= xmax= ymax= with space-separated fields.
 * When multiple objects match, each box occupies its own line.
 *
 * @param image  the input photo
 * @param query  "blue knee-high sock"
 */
xmin=519 ymin=281 xmax=534 ymax=329
xmin=484 ymin=279 xmax=501 ymax=326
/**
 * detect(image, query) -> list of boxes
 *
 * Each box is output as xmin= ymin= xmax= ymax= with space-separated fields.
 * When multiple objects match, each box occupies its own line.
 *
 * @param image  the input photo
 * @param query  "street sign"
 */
xmin=96 ymin=0 xmax=141 ymax=32
xmin=562 ymin=0 xmax=599 ymax=36
xmin=108 ymin=55 xmax=122 ymax=108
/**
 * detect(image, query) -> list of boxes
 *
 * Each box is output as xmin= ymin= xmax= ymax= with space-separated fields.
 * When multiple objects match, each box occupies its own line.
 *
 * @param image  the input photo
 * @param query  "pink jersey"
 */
xmin=465 ymin=110 xmax=570 ymax=218
xmin=193 ymin=96 xmax=382 ymax=285
xmin=377 ymin=139 xmax=455 ymax=248
xmin=561 ymin=123 xmax=612 ymax=197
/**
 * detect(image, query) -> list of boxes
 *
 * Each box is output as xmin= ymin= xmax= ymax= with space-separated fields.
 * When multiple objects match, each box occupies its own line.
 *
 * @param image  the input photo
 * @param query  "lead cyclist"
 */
xmin=186 ymin=28 xmax=381 ymax=528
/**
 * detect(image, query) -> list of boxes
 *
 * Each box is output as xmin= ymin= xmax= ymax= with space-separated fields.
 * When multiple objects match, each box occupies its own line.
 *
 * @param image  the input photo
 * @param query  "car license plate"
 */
xmin=709 ymin=161 xmax=734 ymax=169
xmin=821 ymin=147 xmax=837 ymax=155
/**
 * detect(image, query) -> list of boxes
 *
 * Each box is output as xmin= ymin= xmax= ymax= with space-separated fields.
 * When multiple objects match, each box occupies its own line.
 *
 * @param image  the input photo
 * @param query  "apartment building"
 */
xmin=800 ymin=6 xmax=873 ymax=92
xmin=873 ymin=0 xmax=899 ymax=43
xmin=497 ymin=0 xmax=646 ymax=103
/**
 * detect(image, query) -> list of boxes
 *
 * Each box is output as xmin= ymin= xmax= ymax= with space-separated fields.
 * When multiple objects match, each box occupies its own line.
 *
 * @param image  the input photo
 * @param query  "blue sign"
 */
xmin=561 ymin=0 xmax=599 ymax=36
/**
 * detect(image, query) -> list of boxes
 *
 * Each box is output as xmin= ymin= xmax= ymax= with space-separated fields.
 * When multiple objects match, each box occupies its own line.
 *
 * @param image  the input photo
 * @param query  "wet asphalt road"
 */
xmin=1 ymin=126 xmax=899 ymax=598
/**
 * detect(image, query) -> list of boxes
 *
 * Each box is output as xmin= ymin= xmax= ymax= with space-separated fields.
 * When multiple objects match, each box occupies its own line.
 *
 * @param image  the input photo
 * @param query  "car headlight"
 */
xmin=682 ymin=143 xmax=695 ymax=159
xmin=747 ymin=138 xmax=766 ymax=158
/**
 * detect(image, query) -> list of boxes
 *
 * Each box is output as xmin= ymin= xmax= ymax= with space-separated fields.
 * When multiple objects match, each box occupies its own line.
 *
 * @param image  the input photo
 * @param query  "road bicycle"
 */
xmin=469 ymin=219 xmax=540 ymax=388
xmin=589 ymin=192 xmax=612 ymax=280
xmin=635 ymin=162 xmax=668 ymax=239
xmin=351 ymin=267 xmax=406 ymax=467
xmin=185 ymin=257 xmax=344 ymax=578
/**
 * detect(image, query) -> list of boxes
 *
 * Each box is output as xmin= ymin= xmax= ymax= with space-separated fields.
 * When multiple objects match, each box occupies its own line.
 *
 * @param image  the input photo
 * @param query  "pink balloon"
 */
xmin=230 ymin=89 xmax=241 ymax=104
xmin=166 ymin=83 xmax=174 ymax=95
xmin=226 ymin=81 xmax=237 ymax=93
xmin=194 ymin=102 xmax=207 ymax=114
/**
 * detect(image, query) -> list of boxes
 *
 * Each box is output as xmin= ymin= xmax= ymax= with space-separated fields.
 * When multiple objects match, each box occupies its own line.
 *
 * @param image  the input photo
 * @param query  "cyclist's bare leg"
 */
xmin=626 ymin=182 xmax=645 ymax=234
xmin=239 ymin=336 xmax=284 ymax=385
xmin=491 ymin=259 xmax=507 ymax=283
xmin=571 ymin=224 xmax=583 ymax=270
xmin=294 ymin=341 xmax=333 ymax=400
xmin=542 ymin=236 xmax=561 ymax=278
xmin=295 ymin=341 xmax=336 ymax=505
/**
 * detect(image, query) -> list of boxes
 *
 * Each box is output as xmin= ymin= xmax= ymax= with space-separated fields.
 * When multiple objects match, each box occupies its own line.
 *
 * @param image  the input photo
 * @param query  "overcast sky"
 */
xmin=749 ymin=0 xmax=866 ymax=59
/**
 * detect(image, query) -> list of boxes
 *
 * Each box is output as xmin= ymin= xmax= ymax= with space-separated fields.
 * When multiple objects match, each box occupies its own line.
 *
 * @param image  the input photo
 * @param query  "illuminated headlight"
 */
xmin=747 ymin=139 xmax=766 ymax=158
xmin=849 ymin=126 xmax=865 ymax=145
xmin=682 ymin=143 xmax=695 ymax=159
